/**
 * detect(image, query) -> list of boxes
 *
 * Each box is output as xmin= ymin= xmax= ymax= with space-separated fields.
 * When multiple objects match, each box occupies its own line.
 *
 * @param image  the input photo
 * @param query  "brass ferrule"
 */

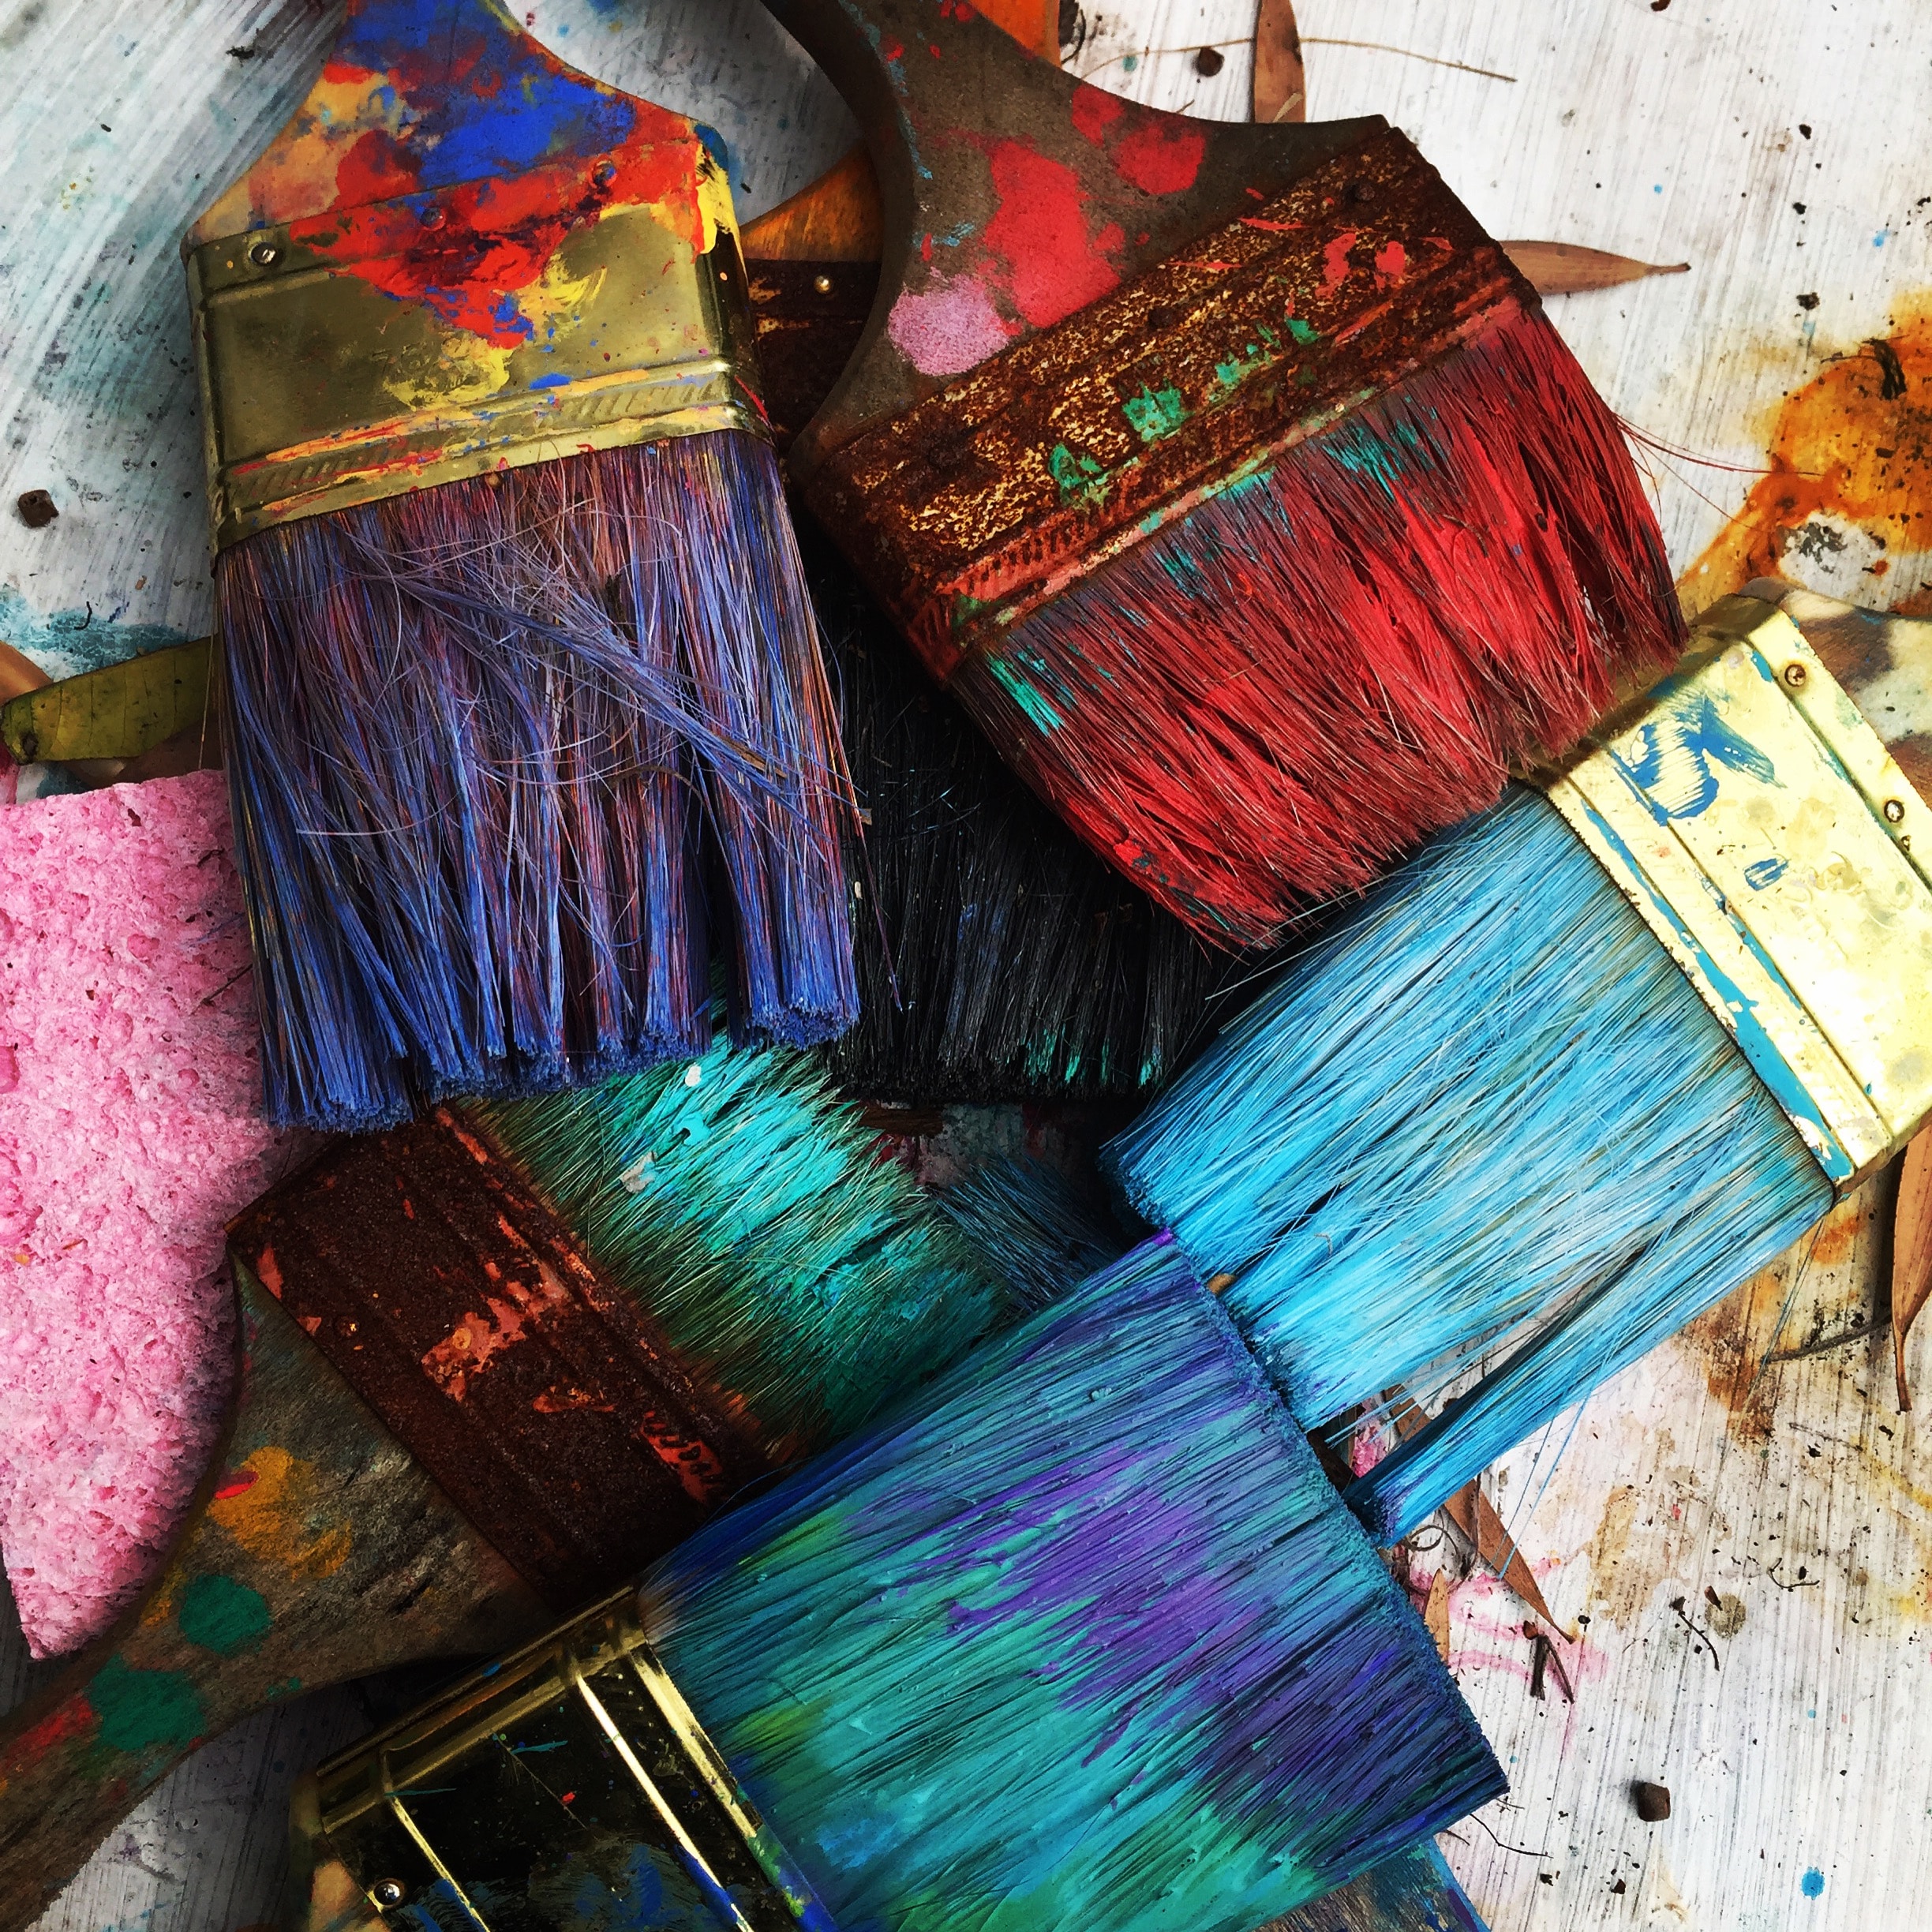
xmin=1542 ymin=594 xmax=1932 ymax=1190
xmin=188 ymin=165 xmax=766 ymax=553
xmin=287 ymin=1589 xmax=831 ymax=1932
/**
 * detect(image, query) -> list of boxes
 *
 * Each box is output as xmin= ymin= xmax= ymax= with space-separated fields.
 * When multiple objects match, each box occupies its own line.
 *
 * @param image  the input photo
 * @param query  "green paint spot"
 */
xmin=1286 ymin=316 xmax=1320 ymax=346
xmin=178 ymin=1573 xmax=273 ymax=1656
xmin=1121 ymin=384 xmax=1187 ymax=444
xmin=1049 ymin=443 xmax=1108 ymax=507
xmin=88 ymin=1656 xmax=204 ymax=1754
xmin=988 ymin=657 xmax=1064 ymax=733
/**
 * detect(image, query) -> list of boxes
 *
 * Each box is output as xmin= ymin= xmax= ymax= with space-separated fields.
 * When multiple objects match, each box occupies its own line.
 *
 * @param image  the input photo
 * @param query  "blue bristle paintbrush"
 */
xmin=298 ymin=1237 xmax=1504 ymax=1930
xmin=1109 ymin=588 xmax=1932 ymax=1542
xmin=184 ymin=0 xmax=856 ymax=1131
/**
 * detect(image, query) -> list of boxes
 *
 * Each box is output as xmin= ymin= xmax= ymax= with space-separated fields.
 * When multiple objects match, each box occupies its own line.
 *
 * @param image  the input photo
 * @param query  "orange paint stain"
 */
xmin=1683 ymin=298 xmax=1932 ymax=612
xmin=207 ymin=1445 xmax=351 ymax=1580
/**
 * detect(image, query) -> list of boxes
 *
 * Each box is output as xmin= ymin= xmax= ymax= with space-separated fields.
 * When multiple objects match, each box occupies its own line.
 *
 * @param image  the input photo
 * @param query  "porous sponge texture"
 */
xmin=0 ymin=771 xmax=291 ymax=1656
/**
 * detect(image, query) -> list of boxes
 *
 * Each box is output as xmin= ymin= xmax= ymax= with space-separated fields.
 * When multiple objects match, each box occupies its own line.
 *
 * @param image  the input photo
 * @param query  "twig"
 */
xmin=1301 ymin=37 xmax=1517 ymax=83
xmin=1763 ymin=1316 xmax=1881 ymax=1365
xmin=1668 ymin=1596 xmax=1721 ymax=1670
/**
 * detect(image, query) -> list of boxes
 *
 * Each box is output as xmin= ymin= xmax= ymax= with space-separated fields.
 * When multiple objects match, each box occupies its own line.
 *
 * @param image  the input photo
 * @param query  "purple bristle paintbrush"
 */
xmin=183 ymin=0 xmax=856 ymax=1131
xmin=288 ymin=1238 xmax=1504 ymax=1931
xmin=761 ymin=0 xmax=1683 ymax=949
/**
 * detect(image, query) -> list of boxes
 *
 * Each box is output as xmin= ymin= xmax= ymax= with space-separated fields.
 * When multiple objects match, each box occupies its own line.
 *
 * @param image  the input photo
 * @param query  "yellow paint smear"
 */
xmin=208 ymin=1446 xmax=352 ymax=1580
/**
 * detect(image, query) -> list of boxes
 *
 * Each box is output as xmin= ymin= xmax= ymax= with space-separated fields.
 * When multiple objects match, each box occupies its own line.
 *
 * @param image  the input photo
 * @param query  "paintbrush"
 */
xmin=1109 ymin=587 xmax=1932 ymax=1541
xmin=759 ymin=0 xmax=1683 ymax=949
xmin=0 ymin=1021 xmax=1050 ymax=1917
xmin=185 ymin=0 xmax=855 ymax=1133
xmin=290 ymin=1236 xmax=1504 ymax=1931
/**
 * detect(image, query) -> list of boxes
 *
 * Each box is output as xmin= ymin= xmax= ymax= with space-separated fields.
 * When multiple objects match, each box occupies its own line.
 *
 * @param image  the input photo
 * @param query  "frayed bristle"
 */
xmin=218 ymin=432 xmax=856 ymax=1131
xmin=466 ymin=1022 xmax=1018 ymax=1466
xmin=930 ymin=1155 xmax=1126 ymax=1311
xmin=807 ymin=530 xmax=1237 ymax=1102
xmin=642 ymin=1237 xmax=1503 ymax=1932
xmin=1107 ymin=788 xmax=1834 ymax=1542
xmin=957 ymin=305 xmax=1685 ymax=947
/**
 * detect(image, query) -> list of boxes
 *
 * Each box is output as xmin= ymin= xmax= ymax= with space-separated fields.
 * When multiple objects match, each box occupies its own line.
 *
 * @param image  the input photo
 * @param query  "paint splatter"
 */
xmin=888 ymin=274 xmax=1018 ymax=377
xmin=1803 ymin=1867 xmax=1826 ymax=1896
xmin=176 ymin=1572 xmax=273 ymax=1656
xmin=983 ymin=140 xmax=1123 ymax=329
xmin=206 ymin=1445 xmax=352 ymax=1579
xmin=85 ymin=1654 xmax=205 ymax=1754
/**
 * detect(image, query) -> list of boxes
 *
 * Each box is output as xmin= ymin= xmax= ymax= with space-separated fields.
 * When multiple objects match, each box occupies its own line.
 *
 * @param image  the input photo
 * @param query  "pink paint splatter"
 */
xmin=889 ymin=274 xmax=1019 ymax=376
xmin=0 ymin=772 xmax=301 ymax=1656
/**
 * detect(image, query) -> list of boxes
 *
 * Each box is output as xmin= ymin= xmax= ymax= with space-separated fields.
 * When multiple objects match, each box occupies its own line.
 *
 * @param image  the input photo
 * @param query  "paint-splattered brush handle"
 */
xmin=0 ymin=1267 xmax=542 ymax=1932
xmin=756 ymin=0 xmax=1382 ymax=472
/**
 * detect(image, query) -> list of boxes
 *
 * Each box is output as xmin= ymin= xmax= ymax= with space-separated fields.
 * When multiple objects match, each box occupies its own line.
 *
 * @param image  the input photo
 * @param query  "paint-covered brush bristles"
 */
xmin=189 ymin=0 xmax=856 ymax=1130
xmin=930 ymin=1153 xmax=1126 ymax=1310
xmin=771 ymin=0 xmax=1684 ymax=949
xmin=1110 ymin=593 xmax=1932 ymax=1542
xmin=806 ymin=525 xmax=1235 ymax=1102
xmin=635 ymin=1236 xmax=1503 ymax=1932
xmin=467 ymin=1020 xmax=1019 ymax=1465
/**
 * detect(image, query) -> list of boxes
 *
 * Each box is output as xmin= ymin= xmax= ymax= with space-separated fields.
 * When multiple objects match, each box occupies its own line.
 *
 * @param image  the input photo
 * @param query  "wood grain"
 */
xmin=1893 ymin=1132 xmax=1932 ymax=1410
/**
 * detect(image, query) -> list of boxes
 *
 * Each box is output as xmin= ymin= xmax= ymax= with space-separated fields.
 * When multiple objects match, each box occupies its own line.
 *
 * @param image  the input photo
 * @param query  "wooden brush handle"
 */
xmin=757 ymin=0 xmax=1382 ymax=474
xmin=0 ymin=1268 xmax=544 ymax=1932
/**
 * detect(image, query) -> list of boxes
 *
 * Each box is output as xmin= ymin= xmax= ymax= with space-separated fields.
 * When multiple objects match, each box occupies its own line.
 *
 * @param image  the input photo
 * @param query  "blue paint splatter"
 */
xmin=1803 ymin=1867 xmax=1825 ymax=1897
xmin=1610 ymin=693 xmax=1779 ymax=821
xmin=0 ymin=586 xmax=189 ymax=681
xmin=1744 ymin=856 xmax=1788 ymax=890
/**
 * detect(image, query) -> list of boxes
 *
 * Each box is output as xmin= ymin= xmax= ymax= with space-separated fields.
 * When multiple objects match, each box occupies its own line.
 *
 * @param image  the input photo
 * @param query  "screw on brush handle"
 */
xmin=0 ymin=1268 xmax=544 ymax=1932
xmin=757 ymin=0 xmax=1384 ymax=474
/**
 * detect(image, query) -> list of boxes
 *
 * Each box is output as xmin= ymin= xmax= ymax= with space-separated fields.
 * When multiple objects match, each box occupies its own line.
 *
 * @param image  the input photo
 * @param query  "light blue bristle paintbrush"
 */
xmin=1109 ymin=588 xmax=1932 ymax=1542
xmin=301 ymin=1237 xmax=1504 ymax=1930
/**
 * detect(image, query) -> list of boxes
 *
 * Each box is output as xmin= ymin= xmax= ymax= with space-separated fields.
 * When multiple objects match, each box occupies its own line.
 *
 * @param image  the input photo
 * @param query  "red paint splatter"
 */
xmin=333 ymin=128 xmax=420 ymax=206
xmin=1109 ymin=121 xmax=1205 ymax=197
xmin=1070 ymin=83 xmax=1125 ymax=144
xmin=214 ymin=1470 xmax=260 ymax=1500
xmin=1374 ymin=239 xmax=1409 ymax=286
xmin=1241 ymin=216 xmax=1305 ymax=234
xmin=983 ymin=139 xmax=1122 ymax=329
xmin=881 ymin=38 xmax=904 ymax=63
xmin=4 ymin=1693 xmax=97 ymax=1770
xmin=1322 ymin=230 xmax=1358 ymax=293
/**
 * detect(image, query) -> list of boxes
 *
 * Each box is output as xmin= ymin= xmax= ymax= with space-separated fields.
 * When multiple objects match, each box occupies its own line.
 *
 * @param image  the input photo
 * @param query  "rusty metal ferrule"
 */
xmin=1543 ymin=594 xmax=1932 ymax=1191
xmin=289 ymin=1588 xmax=833 ymax=1932
xmin=188 ymin=155 xmax=765 ymax=553
xmin=801 ymin=126 xmax=1523 ymax=683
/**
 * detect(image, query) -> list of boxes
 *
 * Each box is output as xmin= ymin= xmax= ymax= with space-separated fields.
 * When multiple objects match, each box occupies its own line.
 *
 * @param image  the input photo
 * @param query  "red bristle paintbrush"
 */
xmin=764 ymin=0 xmax=1685 ymax=947
xmin=185 ymin=0 xmax=856 ymax=1133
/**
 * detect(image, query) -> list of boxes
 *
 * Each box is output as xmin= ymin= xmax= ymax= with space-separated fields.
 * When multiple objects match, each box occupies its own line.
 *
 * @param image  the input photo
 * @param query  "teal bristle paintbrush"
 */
xmin=1108 ymin=587 xmax=1932 ymax=1541
xmin=758 ymin=0 xmax=1683 ymax=950
xmin=186 ymin=0 xmax=856 ymax=1133
xmin=291 ymin=1237 xmax=1504 ymax=1931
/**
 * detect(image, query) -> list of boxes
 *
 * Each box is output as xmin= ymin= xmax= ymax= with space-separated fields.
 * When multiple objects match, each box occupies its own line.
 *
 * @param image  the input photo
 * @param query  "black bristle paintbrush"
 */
xmin=762 ymin=0 xmax=1684 ymax=951
xmin=184 ymin=0 xmax=856 ymax=1133
xmin=1109 ymin=587 xmax=1932 ymax=1541
xmin=290 ymin=1238 xmax=1505 ymax=1932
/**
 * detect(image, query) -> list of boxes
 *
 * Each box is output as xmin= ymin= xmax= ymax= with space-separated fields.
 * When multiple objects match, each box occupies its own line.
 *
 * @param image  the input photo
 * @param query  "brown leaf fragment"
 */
xmin=1424 ymin=1567 xmax=1451 ymax=1663
xmin=0 ymin=641 xmax=51 ymax=707
xmin=1387 ymin=1387 xmax=1560 ymax=1626
xmin=1252 ymin=0 xmax=1306 ymax=123
xmin=1502 ymin=240 xmax=1690 ymax=294
xmin=1893 ymin=1128 xmax=1932 ymax=1410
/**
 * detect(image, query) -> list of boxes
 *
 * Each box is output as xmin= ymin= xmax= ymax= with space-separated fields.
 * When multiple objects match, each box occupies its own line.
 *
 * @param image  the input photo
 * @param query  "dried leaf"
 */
xmin=0 ymin=636 xmax=210 ymax=765
xmin=1893 ymin=1128 xmax=1932 ymax=1409
xmin=1252 ymin=0 xmax=1307 ymax=122
xmin=1502 ymin=240 xmax=1690 ymax=295
xmin=1424 ymin=1567 xmax=1451 ymax=1663
xmin=1387 ymin=1387 xmax=1559 ymax=1627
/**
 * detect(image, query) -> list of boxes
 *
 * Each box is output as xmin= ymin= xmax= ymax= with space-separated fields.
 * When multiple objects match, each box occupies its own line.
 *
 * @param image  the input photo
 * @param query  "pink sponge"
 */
xmin=0 ymin=770 xmax=294 ymax=1656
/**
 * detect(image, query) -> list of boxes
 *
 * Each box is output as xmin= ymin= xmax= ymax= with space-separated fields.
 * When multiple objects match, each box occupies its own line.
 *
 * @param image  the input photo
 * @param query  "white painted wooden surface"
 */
xmin=3 ymin=1 xmax=1929 ymax=1927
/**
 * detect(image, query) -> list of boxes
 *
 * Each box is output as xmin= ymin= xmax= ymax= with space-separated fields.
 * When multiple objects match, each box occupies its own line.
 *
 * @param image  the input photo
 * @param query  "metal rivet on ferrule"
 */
xmin=246 ymin=240 xmax=281 ymax=268
xmin=1782 ymin=661 xmax=1809 ymax=688
xmin=419 ymin=204 xmax=445 ymax=230
xmin=813 ymin=272 xmax=833 ymax=294
xmin=1885 ymin=798 xmax=1908 ymax=824
xmin=592 ymin=157 xmax=617 ymax=189
xmin=372 ymin=1878 xmax=408 ymax=1908
xmin=1348 ymin=178 xmax=1376 ymax=204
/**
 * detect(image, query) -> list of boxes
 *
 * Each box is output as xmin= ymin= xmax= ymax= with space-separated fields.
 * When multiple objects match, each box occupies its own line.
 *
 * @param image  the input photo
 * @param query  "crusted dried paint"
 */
xmin=804 ymin=129 xmax=1518 ymax=680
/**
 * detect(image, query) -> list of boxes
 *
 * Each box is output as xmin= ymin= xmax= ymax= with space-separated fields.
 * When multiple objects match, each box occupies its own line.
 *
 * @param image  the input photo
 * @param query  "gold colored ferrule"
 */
xmin=289 ymin=1589 xmax=830 ymax=1932
xmin=1543 ymin=594 xmax=1932 ymax=1189
xmin=188 ymin=164 xmax=766 ymax=553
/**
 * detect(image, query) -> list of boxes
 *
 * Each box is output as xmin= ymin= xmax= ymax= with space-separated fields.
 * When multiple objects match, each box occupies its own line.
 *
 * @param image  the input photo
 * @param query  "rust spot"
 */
xmin=1680 ymin=1274 xmax=1780 ymax=1448
xmin=1684 ymin=298 xmax=1932 ymax=608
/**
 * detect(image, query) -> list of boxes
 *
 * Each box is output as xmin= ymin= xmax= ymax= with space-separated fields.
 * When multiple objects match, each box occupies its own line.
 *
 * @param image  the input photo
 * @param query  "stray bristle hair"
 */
xmin=930 ymin=1155 xmax=1125 ymax=1311
xmin=642 ymin=1237 xmax=1503 ymax=1932
xmin=960 ymin=306 xmax=1683 ymax=945
xmin=467 ymin=1022 xmax=1017 ymax=1466
xmin=219 ymin=432 xmax=856 ymax=1131
xmin=810 ymin=530 xmax=1232 ymax=1102
xmin=1108 ymin=788 xmax=1834 ymax=1541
